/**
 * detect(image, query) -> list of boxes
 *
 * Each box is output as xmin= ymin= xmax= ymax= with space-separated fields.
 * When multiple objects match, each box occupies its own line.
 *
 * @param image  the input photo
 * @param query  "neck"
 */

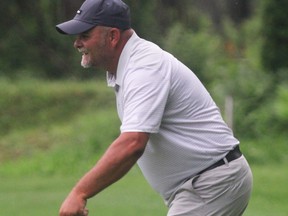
xmin=108 ymin=29 xmax=134 ymax=74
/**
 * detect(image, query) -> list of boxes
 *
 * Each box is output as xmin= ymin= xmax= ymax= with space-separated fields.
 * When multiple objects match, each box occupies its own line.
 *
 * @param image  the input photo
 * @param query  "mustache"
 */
xmin=78 ymin=48 xmax=88 ymax=54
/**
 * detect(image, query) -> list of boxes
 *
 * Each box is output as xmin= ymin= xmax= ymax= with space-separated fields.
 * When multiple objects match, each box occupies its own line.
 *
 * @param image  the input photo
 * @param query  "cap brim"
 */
xmin=56 ymin=19 xmax=95 ymax=35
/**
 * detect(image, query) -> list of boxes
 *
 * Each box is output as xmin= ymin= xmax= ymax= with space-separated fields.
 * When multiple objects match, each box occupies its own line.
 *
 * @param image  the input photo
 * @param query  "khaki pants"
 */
xmin=167 ymin=156 xmax=253 ymax=216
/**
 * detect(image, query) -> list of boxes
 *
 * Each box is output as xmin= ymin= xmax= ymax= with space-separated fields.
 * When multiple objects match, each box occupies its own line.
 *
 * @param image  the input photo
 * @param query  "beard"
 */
xmin=78 ymin=41 xmax=108 ymax=69
xmin=78 ymin=47 xmax=93 ymax=68
xmin=81 ymin=53 xmax=92 ymax=68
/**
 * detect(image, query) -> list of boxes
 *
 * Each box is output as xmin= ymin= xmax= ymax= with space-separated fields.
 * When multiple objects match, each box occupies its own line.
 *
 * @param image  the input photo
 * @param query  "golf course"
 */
xmin=0 ymin=79 xmax=287 ymax=215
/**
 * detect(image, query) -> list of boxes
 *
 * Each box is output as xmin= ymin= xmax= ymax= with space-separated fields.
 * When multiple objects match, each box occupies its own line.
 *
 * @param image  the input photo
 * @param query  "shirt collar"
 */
xmin=106 ymin=31 xmax=139 ymax=88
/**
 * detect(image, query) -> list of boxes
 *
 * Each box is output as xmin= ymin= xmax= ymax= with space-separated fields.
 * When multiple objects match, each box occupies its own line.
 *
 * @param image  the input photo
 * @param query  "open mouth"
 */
xmin=78 ymin=48 xmax=88 ymax=55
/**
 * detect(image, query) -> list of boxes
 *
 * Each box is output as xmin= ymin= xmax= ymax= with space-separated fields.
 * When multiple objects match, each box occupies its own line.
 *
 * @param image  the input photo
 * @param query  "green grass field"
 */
xmin=0 ymin=79 xmax=287 ymax=215
xmin=1 ymin=163 xmax=288 ymax=216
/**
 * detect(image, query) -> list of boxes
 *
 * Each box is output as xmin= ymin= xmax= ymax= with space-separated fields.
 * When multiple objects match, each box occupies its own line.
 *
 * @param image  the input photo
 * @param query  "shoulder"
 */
xmin=121 ymin=33 xmax=176 ymax=85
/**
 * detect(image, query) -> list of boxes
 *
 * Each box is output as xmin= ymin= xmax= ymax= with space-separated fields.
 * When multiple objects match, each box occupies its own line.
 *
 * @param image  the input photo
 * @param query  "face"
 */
xmin=74 ymin=26 xmax=112 ymax=69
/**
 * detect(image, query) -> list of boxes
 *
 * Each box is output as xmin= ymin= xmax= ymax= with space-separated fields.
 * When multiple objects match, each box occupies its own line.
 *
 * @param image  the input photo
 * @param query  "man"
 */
xmin=56 ymin=0 xmax=253 ymax=215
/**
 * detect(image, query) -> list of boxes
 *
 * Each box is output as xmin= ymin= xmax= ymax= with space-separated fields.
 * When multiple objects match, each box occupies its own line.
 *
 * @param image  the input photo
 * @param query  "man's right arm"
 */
xmin=59 ymin=131 xmax=149 ymax=216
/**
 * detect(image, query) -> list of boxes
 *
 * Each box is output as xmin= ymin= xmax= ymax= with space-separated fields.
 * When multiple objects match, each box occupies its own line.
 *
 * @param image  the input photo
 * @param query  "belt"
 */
xmin=198 ymin=145 xmax=242 ymax=175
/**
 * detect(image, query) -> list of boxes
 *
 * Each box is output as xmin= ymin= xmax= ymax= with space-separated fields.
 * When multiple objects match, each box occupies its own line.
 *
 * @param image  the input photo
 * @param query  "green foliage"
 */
xmin=0 ymin=1 xmax=93 ymax=79
xmin=0 ymin=79 xmax=119 ymax=173
xmin=0 ymin=0 xmax=259 ymax=79
xmin=241 ymin=11 xmax=263 ymax=69
xmin=0 ymin=0 xmax=287 ymax=172
xmin=0 ymin=109 xmax=119 ymax=176
xmin=203 ymin=12 xmax=287 ymax=139
xmin=125 ymin=0 xmax=159 ymax=41
xmin=273 ymin=84 xmax=288 ymax=128
xmin=162 ymin=22 xmax=222 ymax=83
xmin=0 ymin=78 xmax=113 ymax=136
xmin=0 ymin=79 xmax=287 ymax=176
xmin=261 ymin=0 xmax=288 ymax=75
xmin=225 ymin=62 xmax=273 ymax=137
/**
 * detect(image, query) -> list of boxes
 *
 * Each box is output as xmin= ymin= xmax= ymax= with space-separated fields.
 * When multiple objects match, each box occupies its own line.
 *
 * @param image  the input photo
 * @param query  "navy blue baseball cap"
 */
xmin=56 ymin=0 xmax=131 ymax=35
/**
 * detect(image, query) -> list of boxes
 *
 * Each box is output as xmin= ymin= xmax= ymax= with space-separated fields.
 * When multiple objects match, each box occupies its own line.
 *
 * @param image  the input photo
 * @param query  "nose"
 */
xmin=74 ymin=37 xmax=83 ymax=49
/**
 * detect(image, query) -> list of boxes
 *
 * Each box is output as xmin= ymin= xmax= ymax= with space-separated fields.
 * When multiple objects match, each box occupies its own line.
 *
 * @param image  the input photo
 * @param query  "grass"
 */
xmin=0 ymin=175 xmax=73 ymax=215
xmin=0 ymin=79 xmax=287 ymax=215
xmin=1 ymin=163 xmax=288 ymax=216
xmin=244 ymin=164 xmax=288 ymax=216
xmin=0 ymin=167 xmax=167 ymax=216
xmin=0 ymin=108 xmax=120 ymax=176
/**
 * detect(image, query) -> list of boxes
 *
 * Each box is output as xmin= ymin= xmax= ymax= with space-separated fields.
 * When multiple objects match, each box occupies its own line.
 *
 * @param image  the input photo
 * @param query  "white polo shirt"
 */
xmin=107 ymin=32 xmax=239 ymax=202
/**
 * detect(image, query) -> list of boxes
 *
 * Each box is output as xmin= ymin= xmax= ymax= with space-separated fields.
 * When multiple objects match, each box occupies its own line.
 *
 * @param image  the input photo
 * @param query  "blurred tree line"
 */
xmin=0 ymin=0 xmax=287 ymax=139
xmin=1 ymin=0 xmax=252 ymax=79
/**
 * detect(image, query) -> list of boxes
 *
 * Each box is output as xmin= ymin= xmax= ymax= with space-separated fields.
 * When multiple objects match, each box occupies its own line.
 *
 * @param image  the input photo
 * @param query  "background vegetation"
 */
xmin=1 ymin=0 xmax=287 ymax=215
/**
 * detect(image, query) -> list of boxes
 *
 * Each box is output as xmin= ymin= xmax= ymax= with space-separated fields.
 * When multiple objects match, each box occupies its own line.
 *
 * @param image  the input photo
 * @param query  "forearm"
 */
xmin=70 ymin=132 xmax=148 ymax=200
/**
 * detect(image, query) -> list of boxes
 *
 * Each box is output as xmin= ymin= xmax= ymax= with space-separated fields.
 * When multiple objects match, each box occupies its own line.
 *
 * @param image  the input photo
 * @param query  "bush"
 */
xmin=0 ymin=79 xmax=118 ymax=168
xmin=261 ymin=0 xmax=288 ymax=75
xmin=273 ymin=84 xmax=288 ymax=130
xmin=162 ymin=22 xmax=222 ymax=84
xmin=0 ymin=79 xmax=114 ymax=135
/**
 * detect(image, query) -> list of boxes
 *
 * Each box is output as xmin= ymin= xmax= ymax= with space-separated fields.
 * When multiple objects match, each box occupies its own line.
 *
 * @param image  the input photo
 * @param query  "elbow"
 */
xmin=132 ymin=143 xmax=146 ymax=159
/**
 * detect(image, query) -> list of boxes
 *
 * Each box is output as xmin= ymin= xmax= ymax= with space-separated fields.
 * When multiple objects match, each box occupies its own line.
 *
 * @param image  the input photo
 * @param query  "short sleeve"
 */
xmin=120 ymin=60 xmax=170 ymax=133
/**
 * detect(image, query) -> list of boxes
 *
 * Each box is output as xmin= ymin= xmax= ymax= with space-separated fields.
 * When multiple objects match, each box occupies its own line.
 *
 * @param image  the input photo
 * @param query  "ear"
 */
xmin=108 ymin=28 xmax=121 ymax=48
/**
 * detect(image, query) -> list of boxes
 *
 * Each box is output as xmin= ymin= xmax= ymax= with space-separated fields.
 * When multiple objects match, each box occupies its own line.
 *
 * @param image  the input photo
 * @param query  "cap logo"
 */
xmin=77 ymin=10 xmax=82 ymax=14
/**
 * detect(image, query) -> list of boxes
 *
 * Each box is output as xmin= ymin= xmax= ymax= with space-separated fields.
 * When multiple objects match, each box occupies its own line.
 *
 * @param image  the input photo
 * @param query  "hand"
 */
xmin=59 ymin=191 xmax=89 ymax=216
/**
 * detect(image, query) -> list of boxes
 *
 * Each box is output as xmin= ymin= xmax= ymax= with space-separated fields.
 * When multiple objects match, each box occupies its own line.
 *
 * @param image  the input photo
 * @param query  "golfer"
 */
xmin=56 ymin=0 xmax=253 ymax=215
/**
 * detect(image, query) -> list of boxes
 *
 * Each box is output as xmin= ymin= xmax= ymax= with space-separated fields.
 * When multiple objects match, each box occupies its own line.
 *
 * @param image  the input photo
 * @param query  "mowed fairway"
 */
xmin=0 ymin=167 xmax=166 ymax=216
xmin=1 ymin=163 xmax=287 ymax=216
xmin=245 ymin=163 xmax=288 ymax=216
